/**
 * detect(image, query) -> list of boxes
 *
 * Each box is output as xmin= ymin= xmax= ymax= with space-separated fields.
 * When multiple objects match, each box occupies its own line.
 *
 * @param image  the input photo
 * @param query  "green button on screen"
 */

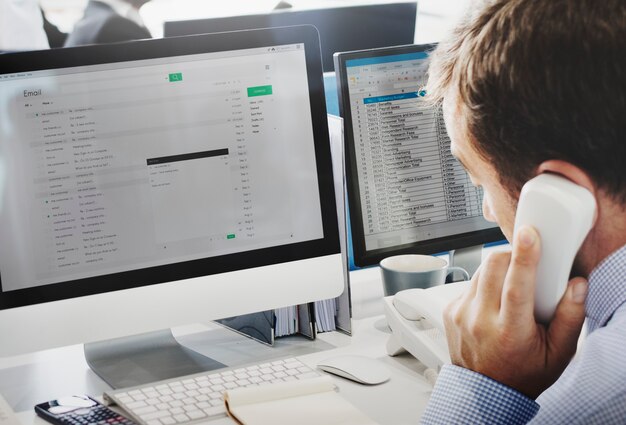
xmin=227 ymin=234 xmax=236 ymax=239
xmin=168 ymin=73 xmax=183 ymax=82
xmin=247 ymin=85 xmax=273 ymax=97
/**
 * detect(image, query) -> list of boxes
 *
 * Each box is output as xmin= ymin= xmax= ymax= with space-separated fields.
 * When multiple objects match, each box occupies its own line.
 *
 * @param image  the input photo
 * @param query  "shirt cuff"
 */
xmin=420 ymin=365 xmax=540 ymax=425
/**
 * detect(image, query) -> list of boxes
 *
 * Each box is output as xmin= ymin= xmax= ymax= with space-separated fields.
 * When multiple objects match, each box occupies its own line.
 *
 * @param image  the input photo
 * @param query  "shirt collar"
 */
xmin=585 ymin=243 xmax=626 ymax=332
xmin=95 ymin=0 xmax=145 ymax=28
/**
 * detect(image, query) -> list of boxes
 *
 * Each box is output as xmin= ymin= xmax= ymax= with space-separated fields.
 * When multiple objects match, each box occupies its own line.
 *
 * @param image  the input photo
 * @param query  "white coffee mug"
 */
xmin=379 ymin=254 xmax=470 ymax=296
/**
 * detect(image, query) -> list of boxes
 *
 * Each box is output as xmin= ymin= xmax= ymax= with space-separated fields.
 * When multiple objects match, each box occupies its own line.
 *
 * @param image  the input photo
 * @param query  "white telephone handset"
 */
xmin=383 ymin=173 xmax=596 ymax=373
xmin=513 ymin=173 xmax=596 ymax=323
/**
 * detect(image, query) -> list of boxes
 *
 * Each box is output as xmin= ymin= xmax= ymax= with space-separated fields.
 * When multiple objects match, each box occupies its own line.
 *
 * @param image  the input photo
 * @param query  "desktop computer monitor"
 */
xmin=0 ymin=26 xmax=343 ymax=375
xmin=334 ymin=44 xmax=504 ymax=268
xmin=163 ymin=3 xmax=418 ymax=73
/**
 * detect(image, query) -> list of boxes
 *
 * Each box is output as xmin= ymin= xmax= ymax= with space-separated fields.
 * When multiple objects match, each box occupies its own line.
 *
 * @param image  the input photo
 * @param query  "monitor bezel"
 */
xmin=334 ymin=44 xmax=504 ymax=268
xmin=163 ymin=2 xmax=418 ymax=73
xmin=0 ymin=25 xmax=340 ymax=310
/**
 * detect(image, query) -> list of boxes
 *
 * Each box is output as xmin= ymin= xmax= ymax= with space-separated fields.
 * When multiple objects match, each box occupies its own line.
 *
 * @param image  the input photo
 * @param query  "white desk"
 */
xmin=0 ymin=267 xmax=434 ymax=425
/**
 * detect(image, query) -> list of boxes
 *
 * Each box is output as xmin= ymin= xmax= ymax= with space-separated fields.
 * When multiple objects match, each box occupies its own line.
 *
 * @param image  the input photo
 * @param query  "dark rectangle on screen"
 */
xmin=146 ymin=149 xmax=229 ymax=165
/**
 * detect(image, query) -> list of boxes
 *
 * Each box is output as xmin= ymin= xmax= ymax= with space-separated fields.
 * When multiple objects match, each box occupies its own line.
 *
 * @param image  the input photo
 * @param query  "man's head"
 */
xmin=427 ymin=0 xmax=626 ymax=242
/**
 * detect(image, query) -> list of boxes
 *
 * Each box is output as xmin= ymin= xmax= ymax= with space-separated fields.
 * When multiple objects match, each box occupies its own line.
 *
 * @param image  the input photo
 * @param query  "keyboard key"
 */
xmin=133 ymin=406 xmax=156 ymax=416
xmin=117 ymin=396 xmax=133 ymax=405
xmin=202 ymin=406 xmax=225 ymax=417
xmin=186 ymin=411 xmax=205 ymax=420
xmin=141 ymin=411 xmax=169 ymax=421
xmin=172 ymin=414 xmax=188 ymax=423
xmin=125 ymin=401 xmax=147 ymax=410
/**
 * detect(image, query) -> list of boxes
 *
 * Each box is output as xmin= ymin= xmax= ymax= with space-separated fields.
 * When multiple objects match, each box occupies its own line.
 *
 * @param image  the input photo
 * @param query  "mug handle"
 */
xmin=446 ymin=266 xmax=470 ymax=282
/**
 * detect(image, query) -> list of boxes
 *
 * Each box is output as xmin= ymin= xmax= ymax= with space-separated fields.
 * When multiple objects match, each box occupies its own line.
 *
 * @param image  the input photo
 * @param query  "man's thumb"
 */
xmin=547 ymin=277 xmax=588 ymax=359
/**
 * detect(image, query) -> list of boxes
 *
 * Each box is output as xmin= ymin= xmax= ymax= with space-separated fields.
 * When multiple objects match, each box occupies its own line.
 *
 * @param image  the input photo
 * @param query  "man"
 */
xmin=64 ymin=0 xmax=151 ymax=47
xmin=420 ymin=0 xmax=626 ymax=423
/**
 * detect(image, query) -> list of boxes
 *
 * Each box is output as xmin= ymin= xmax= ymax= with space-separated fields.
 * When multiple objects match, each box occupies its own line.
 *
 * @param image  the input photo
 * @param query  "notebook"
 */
xmin=224 ymin=376 xmax=378 ymax=425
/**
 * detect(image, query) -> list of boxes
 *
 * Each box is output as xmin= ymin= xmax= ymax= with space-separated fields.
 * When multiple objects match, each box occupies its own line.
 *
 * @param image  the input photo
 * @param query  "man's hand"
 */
xmin=443 ymin=226 xmax=588 ymax=399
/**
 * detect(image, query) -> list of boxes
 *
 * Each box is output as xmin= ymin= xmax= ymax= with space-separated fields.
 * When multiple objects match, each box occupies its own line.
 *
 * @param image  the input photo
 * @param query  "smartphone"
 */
xmin=35 ymin=395 xmax=135 ymax=425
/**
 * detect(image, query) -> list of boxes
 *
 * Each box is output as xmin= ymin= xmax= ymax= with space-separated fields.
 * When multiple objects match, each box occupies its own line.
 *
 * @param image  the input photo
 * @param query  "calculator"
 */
xmin=35 ymin=395 xmax=135 ymax=425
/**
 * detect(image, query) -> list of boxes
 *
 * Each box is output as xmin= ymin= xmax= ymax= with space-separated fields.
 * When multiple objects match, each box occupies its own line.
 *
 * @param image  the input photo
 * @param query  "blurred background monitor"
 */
xmin=164 ymin=2 xmax=418 ymax=72
xmin=334 ymin=44 xmax=504 ymax=269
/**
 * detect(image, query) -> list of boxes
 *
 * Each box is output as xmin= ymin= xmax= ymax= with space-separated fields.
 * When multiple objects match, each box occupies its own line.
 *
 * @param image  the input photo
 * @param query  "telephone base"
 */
xmin=383 ymin=296 xmax=450 ymax=370
xmin=383 ymin=281 xmax=471 ymax=371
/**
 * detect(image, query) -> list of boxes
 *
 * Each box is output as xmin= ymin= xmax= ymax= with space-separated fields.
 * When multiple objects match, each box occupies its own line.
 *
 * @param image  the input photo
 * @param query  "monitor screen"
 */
xmin=0 ymin=26 xmax=342 ymax=357
xmin=335 ymin=44 xmax=503 ymax=267
xmin=163 ymin=3 xmax=417 ymax=73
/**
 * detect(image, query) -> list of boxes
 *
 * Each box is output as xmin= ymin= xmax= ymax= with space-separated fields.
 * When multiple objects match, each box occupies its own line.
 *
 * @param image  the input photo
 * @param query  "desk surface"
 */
xmin=0 ymin=267 xmax=433 ymax=425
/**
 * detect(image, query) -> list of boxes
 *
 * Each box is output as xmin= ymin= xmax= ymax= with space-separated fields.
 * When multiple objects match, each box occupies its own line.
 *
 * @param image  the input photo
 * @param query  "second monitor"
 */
xmin=335 ymin=44 xmax=504 ymax=268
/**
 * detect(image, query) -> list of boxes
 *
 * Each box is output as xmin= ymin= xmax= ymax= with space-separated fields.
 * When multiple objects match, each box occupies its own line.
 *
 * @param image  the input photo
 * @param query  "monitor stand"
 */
xmin=84 ymin=329 xmax=226 ymax=389
xmin=448 ymin=244 xmax=483 ymax=281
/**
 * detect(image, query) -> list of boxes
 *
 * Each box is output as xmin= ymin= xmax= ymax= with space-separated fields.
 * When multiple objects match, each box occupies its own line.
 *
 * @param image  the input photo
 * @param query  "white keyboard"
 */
xmin=104 ymin=357 xmax=320 ymax=425
xmin=0 ymin=394 xmax=19 ymax=425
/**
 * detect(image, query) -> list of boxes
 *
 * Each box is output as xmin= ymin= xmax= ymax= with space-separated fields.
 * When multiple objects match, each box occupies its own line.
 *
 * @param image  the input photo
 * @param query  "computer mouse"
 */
xmin=317 ymin=355 xmax=390 ymax=385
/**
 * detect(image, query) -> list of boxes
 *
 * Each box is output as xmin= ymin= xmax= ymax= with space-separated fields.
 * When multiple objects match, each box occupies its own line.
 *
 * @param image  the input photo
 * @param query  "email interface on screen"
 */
xmin=345 ymin=52 xmax=495 ymax=252
xmin=0 ymin=43 xmax=324 ymax=292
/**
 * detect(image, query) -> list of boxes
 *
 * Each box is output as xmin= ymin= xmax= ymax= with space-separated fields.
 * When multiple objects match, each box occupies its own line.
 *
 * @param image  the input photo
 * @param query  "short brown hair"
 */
xmin=427 ymin=0 xmax=626 ymax=203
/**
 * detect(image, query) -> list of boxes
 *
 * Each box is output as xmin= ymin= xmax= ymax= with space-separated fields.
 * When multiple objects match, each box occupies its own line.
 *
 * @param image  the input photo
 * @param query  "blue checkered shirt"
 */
xmin=421 ymin=244 xmax=626 ymax=424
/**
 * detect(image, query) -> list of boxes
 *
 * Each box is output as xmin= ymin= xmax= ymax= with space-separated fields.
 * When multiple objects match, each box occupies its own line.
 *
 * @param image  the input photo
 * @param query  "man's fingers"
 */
xmin=501 ymin=226 xmax=541 ymax=325
xmin=475 ymin=251 xmax=510 ymax=310
xmin=547 ymin=277 xmax=588 ymax=361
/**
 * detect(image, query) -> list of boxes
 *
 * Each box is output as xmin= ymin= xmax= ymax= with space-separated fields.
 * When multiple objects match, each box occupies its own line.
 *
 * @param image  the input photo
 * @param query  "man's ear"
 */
xmin=536 ymin=160 xmax=596 ymax=196
xmin=536 ymin=160 xmax=598 ymax=224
